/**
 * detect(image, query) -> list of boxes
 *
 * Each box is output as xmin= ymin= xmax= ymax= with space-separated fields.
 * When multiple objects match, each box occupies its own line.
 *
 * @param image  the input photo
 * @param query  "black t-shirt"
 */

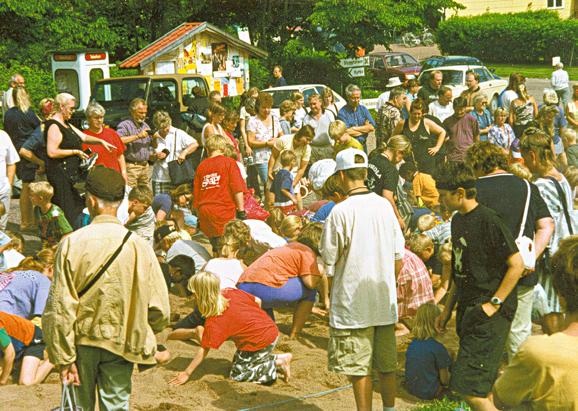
xmin=367 ymin=153 xmax=398 ymax=195
xmin=451 ymin=204 xmax=519 ymax=317
xmin=476 ymin=174 xmax=551 ymax=287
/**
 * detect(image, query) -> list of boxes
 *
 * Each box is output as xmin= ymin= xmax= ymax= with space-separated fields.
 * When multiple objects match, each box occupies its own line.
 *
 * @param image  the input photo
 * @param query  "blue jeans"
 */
xmin=253 ymin=162 xmax=269 ymax=192
xmin=238 ymin=277 xmax=317 ymax=320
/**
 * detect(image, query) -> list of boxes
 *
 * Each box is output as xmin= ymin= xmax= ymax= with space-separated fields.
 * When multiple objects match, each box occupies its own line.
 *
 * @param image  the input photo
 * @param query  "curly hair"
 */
xmin=466 ymin=142 xmax=509 ymax=175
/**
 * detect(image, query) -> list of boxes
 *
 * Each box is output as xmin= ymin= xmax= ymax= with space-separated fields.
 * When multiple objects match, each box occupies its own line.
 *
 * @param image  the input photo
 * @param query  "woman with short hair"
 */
xmin=151 ymin=110 xmax=198 ymax=196
xmin=83 ymin=102 xmax=127 ymax=180
xmin=45 ymin=93 xmax=116 ymax=226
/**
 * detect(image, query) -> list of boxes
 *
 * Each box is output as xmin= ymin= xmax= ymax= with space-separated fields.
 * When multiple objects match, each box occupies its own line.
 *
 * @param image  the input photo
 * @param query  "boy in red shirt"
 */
xmin=169 ymin=271 xmax=292 ymax=386
xmin=193 ymin=134 xmax=246 ymax=252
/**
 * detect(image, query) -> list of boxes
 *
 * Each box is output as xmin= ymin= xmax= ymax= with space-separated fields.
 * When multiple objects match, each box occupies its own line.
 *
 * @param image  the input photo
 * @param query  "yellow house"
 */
xmin=449 ymin=0 xmax=577 ymax=18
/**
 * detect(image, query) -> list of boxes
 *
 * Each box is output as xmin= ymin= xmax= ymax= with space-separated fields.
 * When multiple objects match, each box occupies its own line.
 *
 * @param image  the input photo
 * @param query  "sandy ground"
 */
xmin=2 ymin=291 xmax=460 ymax=411
xmin=1 ymin=189 xmax=462 ymax=411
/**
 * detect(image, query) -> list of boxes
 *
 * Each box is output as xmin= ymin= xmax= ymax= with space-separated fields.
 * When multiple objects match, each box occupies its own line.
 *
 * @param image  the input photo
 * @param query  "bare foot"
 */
xmin=276 ymin=353 xmax=292 ymax=382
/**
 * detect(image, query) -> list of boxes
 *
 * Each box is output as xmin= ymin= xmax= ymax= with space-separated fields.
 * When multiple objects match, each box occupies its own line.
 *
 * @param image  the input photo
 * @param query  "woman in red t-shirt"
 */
xmin=193 ymin=135 xmax=246 ymax=253
xmin=237 ymin=222 xmax=324 ymax=339
xmin=169 ymin=271 xmax=292 ymax=386
xmin=82 ymin=102 xmax=127 ymax=181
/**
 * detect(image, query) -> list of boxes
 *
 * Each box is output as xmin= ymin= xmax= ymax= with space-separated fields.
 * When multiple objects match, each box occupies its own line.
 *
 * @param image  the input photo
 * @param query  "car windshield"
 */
xmin=264 ymin=90 xmax=293 ymax=108
xmin=440 ymin=70 xmax=464 ymax=86
xmin=93 ymin=79 xmax=149 ymax=105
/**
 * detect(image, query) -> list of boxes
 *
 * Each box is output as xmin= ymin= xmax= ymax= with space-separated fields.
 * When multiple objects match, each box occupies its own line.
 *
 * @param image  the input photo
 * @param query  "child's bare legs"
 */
xmin=295 ymin=191 xmax=303 ymax=211
xmin=274 ymin=353 xmax=292 ymax=382
xmin=463 ymin=395 xmax=499 ymax=411
xmin=289 ymin=300 xmax=314 ymax=338
xmin=19 ymin=356 xmax=54 ymax=385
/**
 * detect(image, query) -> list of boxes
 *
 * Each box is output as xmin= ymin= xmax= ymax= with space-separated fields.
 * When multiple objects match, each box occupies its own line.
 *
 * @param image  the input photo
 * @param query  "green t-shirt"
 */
xmin=35 ymin=204 xmax=73 ymax=245
xmin=0 ymin=327 xmax=11 ymax=348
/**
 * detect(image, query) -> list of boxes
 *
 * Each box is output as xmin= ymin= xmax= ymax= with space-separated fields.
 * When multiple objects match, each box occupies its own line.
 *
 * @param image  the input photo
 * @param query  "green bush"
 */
xmin=437 ymin=10 xmax=578 ymax=64
xmin=412 ymin=397 xmax=470 ymax=410
xmin=0 ymin=62 xmax=56 ymax=109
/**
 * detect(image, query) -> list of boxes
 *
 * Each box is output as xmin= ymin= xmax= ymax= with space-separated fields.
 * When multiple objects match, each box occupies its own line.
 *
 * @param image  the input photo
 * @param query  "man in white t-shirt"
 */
xmin=551 ymin=62 xmax=570 ymax=105
xmin=320 ymin=148 xmax=404 ymax=411
xmin=428 ymin=86 xmax=454 ymax=123
xmin=303 ymin=93 xmax=335 ymax=161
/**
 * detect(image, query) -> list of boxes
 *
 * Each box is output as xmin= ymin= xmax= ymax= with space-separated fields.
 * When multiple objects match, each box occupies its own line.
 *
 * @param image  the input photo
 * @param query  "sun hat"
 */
xmin=386 ymin=77 xmax=403 ymax=88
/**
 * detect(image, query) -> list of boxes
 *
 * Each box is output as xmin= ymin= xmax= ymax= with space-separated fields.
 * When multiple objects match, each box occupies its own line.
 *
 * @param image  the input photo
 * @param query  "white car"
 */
xmin=417 ymin=65 xmax=507 ymax=111
xmin=262 ymin=84 xmax=346 ymax=117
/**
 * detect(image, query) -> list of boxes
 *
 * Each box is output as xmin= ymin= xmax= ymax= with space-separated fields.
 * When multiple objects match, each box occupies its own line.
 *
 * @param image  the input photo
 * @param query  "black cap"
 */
xmin=154 ymin=224 xmax=176 ymax=243
xmin=85 ymin=166 xmax=125 ymax=201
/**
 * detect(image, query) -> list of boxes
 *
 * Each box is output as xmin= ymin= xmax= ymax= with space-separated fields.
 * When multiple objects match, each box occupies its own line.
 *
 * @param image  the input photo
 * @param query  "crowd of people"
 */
xmin=0 ymin=62 xmax=576 ymax=411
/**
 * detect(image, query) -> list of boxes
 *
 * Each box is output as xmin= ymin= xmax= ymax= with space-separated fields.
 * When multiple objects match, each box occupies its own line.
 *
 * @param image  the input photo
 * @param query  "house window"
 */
xmin=547 ymin=0 xmax=563 ymax=8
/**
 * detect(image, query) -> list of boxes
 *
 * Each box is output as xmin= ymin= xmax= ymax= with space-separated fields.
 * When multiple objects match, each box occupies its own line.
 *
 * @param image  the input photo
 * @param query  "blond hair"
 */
xmin=564 ymin=166 xmax=578 ymax=189
xmin=417 ymin=214 xmax=437 ymax=233
xmin=328 ymin=120 xmax=347 ymax=140
xmin=205 ymin=134 xmax=228 ymax=154
xmin=13 ymin=87 xmax=31 ymax=113
xmin=279 ymin=100 xmax=296 ymax=116
xmin=220 ymin=220 xmax=251 ymax=258
xmin=55 ymin=93 xmax=76 ymax=112
xmin=29 ymin=181 xmax=54 ymax=200
xmin=280 ymin=149 xmax=297 ymax=167
xmin=413 ymin=302 xmax=441 ymax=340
xmin=562 ymin=128 xmax=577 ymax=147
xmin=280 ymin=215 xmax=303 ymax=241
xmin=508 ymin=163 xmax=533 ymax=181
xmin=266 ymin=207 xmax=285 ymax=235
xmin=188 ymin=271 xmax=229 ymax=317
xmin=152 ymin=110 xmax=172 ymax=129
xmin=438 ymin=241 xmax=452 ymax=265
xmin=406 ymin=234 xmax=434 ymax=255
xmin=7 ymin=247 xmax=55 ymax=273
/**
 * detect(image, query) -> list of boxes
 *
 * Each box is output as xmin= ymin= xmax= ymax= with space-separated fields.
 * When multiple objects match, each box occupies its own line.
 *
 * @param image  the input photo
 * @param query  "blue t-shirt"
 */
xmin=310 ymin=201 xmax=336 ymax=223
xmin=272 ymin=169 xmax=293 ymax=204
xmin=337 ymin=104 xmax=376 ymax=144
xmin=471 ymin=109 xmax=493 ymax=141
xmin=405 ymin=337 xmax=452 ymax=400
xmin=21 ymin=126 xmax=47 ymax=161
xmin=0 ymin=270 xmax=51 ymax=319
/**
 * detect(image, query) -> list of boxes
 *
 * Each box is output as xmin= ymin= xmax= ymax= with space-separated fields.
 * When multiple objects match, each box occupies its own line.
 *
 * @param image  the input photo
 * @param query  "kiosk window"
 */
xmin=54 ymin=70 xmax=80 ymax=107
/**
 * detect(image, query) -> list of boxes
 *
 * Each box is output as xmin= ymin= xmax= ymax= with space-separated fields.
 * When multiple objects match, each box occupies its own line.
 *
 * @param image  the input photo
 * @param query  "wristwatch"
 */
xmin=490 ymin=296 xmax=503 ymax=306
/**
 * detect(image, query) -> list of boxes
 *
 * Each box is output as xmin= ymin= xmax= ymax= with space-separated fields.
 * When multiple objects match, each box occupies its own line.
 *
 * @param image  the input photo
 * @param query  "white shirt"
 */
xmin=243 ymin=219 xmax=287 ymax=248
xmin=0 ymin=131 xmax=19 ymax=192
xmin=551 ymin=69 xmax=570 ymax=91
xmin=166 ymin=239 xmax=211 ymax=270
xmin=303 ymin=111 xmax=334 ymax=146
xmin=376 ymin=91 xmax=390 ymax=112
xmin=294 ymin=107 xmax=307 ymax=129
xmin=502 ymin=90 xmax=518 ymax=112
xmin=321 ymin=192 xmax=405 ymax=329
xmin=203 ymin=258 xmax=244 ymax=289
xmin=429 ymin=101 xmax=454 ymax=123
xmin=2 ymin=88 xmax=14 ymax=112
xmin=153 ymin=127 xmax=195 ymax=182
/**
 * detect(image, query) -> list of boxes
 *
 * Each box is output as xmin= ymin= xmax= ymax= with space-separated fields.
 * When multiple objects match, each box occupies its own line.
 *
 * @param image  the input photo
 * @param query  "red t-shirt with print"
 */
xmin=201 ymin=289 xmax=278 ymax=352
xmin=83 ymin=127 xmax=126 ymax=173
xmin=193 ymin=155 xmax=245 ymax=238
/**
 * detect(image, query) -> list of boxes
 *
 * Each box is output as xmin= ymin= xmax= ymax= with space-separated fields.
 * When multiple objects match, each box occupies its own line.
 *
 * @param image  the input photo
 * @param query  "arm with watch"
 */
xmin=481 ymin=252 xmax=525 ymax=317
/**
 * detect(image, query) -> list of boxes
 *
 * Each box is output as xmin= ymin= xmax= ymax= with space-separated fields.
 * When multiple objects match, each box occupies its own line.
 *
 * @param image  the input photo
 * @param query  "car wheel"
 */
xmin=490 ymin=95 xmax=499 ymax=112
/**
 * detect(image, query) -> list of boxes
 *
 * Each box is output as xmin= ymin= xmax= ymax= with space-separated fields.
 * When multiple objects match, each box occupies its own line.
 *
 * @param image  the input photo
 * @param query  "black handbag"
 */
xmin=167 ymin=129 xmax=195 ymax=186
xmin=168 ymin=158 xmax=195 ymax=186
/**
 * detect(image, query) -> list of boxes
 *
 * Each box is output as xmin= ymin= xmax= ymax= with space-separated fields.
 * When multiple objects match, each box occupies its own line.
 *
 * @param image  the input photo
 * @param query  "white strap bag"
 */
xmin=515 ymin=180 xmax=536 ymax=270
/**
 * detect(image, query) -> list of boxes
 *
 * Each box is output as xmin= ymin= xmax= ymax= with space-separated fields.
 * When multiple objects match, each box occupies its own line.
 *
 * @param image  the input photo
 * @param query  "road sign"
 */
xmin=348 ymin=67 xmax=365 ymax=77
xmin=339 ymin=57 xmax=369 ymax=68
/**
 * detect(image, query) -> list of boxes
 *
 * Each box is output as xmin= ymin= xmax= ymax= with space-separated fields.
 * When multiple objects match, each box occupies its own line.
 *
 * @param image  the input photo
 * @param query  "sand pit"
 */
xmin=2 ymin=289 xmax=461 ymax=411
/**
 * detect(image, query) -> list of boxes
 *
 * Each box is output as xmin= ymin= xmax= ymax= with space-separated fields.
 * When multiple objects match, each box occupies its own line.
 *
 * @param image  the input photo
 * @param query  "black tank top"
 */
xmin=402 ymin=119 xmax=436 ymax=175
xmin=43 ymin=119 xmax=82 ymax=170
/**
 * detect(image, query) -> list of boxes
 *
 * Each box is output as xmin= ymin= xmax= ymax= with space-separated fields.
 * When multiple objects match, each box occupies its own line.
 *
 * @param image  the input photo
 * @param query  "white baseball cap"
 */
xmin=335 ymin=148 xmax=368 ymax=172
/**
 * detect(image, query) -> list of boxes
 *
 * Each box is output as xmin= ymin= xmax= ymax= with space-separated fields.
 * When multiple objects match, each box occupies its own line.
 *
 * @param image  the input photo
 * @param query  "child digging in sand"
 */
xmin=169 ymin=271 xmax=291 ymax=386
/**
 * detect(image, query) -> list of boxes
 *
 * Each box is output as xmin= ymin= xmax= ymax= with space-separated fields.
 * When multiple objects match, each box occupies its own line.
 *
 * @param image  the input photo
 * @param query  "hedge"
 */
xmin=437 ymin=10 xmax=578 ymax=64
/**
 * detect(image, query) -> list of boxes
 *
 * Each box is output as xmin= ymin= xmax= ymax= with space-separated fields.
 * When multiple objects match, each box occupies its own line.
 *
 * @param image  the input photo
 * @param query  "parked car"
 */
xmin=76 ymin=74 xmax=210 ymax=130
xmin=420 ymin=55 xmax=483 ymax=72
xmin=368 ymin=51 xmax=421 ymax=88
xmin=262 ymin=84 xmax=346 ymax=117
xmin=417 ymin=65 xmax=507 ymax=111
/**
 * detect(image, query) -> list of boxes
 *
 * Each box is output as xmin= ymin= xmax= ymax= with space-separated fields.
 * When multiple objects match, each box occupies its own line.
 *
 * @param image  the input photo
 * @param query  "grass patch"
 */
xmin=411 ymin=397 xmax=471 ymax=410
xmin=487 ymin=63 xmax=578 ymax=80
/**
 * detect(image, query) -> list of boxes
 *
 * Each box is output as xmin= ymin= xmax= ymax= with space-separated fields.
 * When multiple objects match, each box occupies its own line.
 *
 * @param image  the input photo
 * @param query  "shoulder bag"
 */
xmin=77 ymin=231 xmax=132 ymax=298
xmin=515 ymin=180 xmax=536 ymax=270
xmin=168 ymin=129 xmax=195 ymax=187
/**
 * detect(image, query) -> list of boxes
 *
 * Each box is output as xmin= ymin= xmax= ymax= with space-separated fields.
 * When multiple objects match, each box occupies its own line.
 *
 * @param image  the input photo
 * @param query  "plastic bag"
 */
xmin=244 ymin=189 xmax=269 ymax=221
